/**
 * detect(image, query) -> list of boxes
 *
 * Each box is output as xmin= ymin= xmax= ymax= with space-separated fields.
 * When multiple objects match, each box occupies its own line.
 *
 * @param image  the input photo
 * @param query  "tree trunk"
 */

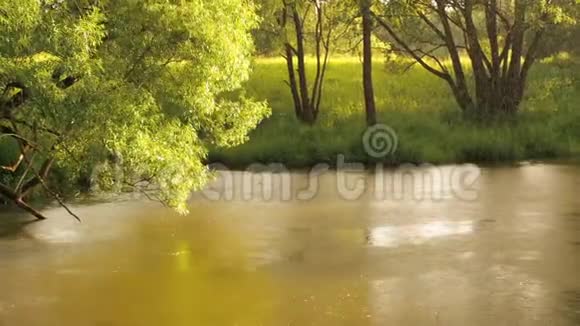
xmin=361 ymin=0 xmax=377 ymax=126
xmin=0 ymin=183 xmax=47 ymax=220
xmin=372 ymin=0 xmax=542 ymax=117
xmin=292 ymin=6 xmax=314 ymax=123
xmin=280 ymin=1 xmax=331 ymax=125
xmin=284 ymin=44 xmax=303 ymax=118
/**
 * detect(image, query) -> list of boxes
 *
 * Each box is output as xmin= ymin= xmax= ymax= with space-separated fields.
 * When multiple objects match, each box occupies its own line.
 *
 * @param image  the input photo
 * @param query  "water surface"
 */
xmin=1 ymin=164 xmax=580 ymax=325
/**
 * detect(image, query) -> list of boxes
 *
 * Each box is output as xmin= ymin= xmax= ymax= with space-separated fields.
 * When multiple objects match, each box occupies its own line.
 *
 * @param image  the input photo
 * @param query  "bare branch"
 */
xmin=371 ymin=11 xmax=450 ymax=81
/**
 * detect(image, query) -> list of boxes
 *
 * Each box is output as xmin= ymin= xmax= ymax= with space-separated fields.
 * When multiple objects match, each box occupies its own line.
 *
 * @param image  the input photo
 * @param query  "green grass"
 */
xmin=1 ymin=55 xmax=578 ymax=179
xmin=209 ymin=54 xmax=580 ymax=167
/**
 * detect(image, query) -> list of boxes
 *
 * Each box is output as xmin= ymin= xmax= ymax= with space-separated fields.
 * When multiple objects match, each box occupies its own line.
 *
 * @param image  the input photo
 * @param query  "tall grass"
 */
xmin=210 ymin=54 xmax=580 ymax=167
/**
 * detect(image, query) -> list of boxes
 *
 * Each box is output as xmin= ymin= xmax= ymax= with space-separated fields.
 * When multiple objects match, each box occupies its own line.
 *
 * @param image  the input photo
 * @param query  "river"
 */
xmin=0 ymin=164 xmax=579 ymax=325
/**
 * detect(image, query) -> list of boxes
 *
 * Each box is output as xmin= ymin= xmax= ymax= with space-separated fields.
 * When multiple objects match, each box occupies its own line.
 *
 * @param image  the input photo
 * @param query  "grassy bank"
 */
xmin=209 ymin=54 xmax=580 ymax=167
xmin=1 ymin=55 xmax=578 ymax=194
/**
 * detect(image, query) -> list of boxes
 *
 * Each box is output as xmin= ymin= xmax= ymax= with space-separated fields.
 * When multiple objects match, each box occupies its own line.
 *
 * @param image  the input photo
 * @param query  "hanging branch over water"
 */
xmin=0 ymin=115 xmax=81 ymax=221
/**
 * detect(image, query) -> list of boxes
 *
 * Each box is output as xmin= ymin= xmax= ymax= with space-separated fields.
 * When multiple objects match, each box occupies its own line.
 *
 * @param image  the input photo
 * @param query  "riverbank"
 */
xmin=2 ymin=55 xmax=579 ymax=199
xmin=209 ymin=54 xmax=580 ymax=168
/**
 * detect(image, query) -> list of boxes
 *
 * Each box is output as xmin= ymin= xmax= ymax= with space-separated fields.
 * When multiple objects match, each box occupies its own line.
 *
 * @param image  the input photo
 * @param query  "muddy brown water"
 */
xmin=0 ymin=164 xmax=579 ymax=325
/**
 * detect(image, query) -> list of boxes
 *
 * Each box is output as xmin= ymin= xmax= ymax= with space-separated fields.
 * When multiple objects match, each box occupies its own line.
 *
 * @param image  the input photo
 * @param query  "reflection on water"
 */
xmin=367 ymin=221 xmax=474 ymax=248
xmin=0 ymin=164 xmax=579 ymax=325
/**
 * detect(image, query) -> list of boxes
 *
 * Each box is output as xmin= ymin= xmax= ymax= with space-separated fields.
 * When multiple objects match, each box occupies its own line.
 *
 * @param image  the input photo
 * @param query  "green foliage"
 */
xmin=0 ymin=138 xmax=18 ymax=190
xmin=252 ymin=0 xmax=284 ymax=55
xmin=252 ymin=0 xmax=362 ymax=55
xmin=210 ymin=55 xmax=580 ymax=167
xmin=0 ymin=0 xmax=269 ymax=212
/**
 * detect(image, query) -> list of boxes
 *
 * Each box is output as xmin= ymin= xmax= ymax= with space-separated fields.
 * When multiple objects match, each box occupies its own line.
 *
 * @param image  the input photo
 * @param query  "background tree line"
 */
xmin=253 ymin=0 xmax=579 ymax=124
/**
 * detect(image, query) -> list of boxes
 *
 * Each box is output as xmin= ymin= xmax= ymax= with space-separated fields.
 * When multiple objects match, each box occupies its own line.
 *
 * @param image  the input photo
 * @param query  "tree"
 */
xmin=360 ymin=0 xmax=377 ymax=126
xmin=279 ymin=0 xmax=333 ymax=124
xmin=0 ymin=0 xmax=269 ymax=219
xmin=540 ymin=3 xmax=580 ymax=56
xmin=253 ymin=0 xmax=286 ymax=55
xmin=372 ymin=0 xmax=577 ymax=115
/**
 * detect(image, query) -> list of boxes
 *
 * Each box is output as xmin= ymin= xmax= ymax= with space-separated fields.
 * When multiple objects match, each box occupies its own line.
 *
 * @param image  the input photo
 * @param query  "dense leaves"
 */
xmin=0 ymin=0 xmax=269 ymax=214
